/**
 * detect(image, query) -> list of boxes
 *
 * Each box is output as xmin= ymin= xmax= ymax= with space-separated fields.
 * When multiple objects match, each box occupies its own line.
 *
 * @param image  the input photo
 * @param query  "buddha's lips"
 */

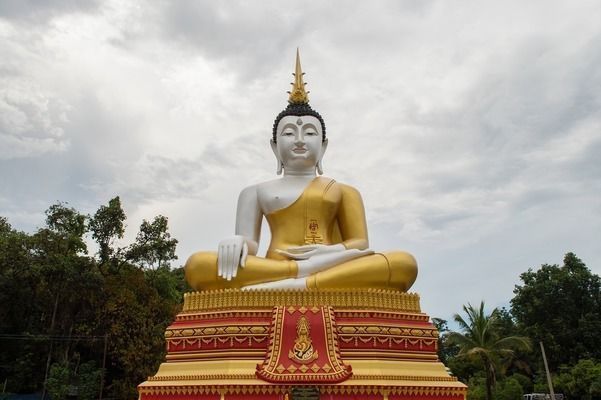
xmin=293 ymin=148 xmax=307 ymax=154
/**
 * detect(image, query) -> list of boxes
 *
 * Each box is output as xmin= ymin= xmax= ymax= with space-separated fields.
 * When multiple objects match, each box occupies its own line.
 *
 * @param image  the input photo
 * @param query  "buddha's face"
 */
xmin=272 ymin=115 xmax=327 ymax=174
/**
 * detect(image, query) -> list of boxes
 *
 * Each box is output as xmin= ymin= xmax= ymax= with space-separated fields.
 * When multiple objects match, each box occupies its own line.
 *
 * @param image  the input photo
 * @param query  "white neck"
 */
xmin=283 ymin=167 xmax=317 ymax=177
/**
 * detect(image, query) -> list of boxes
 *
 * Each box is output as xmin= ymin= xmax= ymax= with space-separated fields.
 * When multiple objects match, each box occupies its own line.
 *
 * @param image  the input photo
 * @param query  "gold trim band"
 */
xmin=183 ymin=289 xmax=421 ymax=313
xmin=147 ymin=373 xmax=458 ymax=382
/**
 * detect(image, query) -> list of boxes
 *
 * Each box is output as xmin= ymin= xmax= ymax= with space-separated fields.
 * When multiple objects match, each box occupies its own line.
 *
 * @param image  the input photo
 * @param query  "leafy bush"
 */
xmin=46 ymin=363 xmax=70 ymax=400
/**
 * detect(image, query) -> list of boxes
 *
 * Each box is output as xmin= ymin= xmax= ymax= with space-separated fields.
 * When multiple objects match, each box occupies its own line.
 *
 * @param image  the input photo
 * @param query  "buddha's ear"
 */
xmin=270 ymin=139 xmax=283 ymax=175
xmin=317 ymin=139 xmax=328 ymax=175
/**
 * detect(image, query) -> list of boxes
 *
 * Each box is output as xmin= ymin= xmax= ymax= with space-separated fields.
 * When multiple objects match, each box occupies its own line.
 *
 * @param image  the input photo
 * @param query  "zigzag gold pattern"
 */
xmin=175 ymin=310 xmax=272 ymax=321
xmin=139 ymin=384 xmax=466 ymax=396
xmin=166 ymin=325 xmax=269 ymax=338
xmin=336 ymin=310 xmax=429 ymax=321
xmin=168 ymin=335 xmax=267 ymax=348
xmin=338 ymin=325 xmax=438 ymax=337
xmin=183 ymin=289 xmax=421 ymax=313
xmin=339 ymin=335 xmax=437 ymax=348
xmin=146 ymin=373 xmax=458 ymax=382
xmin=321 ymin=386 xmax=466 ymax=396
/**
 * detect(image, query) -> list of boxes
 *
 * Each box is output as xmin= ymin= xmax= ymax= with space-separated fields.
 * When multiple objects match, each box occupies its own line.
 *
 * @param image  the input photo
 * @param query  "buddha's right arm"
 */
xmin=216 ymin=186 xmax=263 ymax=280
xmin=234 ymin=185 xmax=262 ymax=256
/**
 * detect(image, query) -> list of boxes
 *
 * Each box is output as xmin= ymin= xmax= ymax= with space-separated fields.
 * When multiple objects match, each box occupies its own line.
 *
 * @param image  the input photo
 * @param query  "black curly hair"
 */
xmin=272 ymin=103 xmax=326 ymax=143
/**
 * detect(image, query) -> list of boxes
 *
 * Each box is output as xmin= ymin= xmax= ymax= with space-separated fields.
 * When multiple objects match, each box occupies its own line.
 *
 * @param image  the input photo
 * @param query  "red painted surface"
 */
xmin=139 ymin=306 xmax=465 ymax=400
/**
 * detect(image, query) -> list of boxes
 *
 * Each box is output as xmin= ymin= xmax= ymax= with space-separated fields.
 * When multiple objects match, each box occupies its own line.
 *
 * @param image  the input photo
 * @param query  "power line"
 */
xmin=0 ymin=334 xmax=106 ymax=341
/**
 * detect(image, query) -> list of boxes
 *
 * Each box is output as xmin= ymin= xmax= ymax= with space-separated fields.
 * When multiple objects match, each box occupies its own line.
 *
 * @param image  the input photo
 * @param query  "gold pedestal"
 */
xmin=138 ymin=289 xmax=466 ymax=400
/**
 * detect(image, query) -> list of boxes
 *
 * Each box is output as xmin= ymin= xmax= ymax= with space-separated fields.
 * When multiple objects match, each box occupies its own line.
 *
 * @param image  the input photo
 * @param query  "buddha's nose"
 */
xmin=294 ymin=133 xmax=305 ymax=145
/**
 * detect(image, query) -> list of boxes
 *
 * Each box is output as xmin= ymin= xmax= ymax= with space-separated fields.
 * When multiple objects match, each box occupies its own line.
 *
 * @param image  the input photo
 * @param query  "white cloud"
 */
xmin=0 ymin=0 xmax=600 ymax=320
xmin=0 ymin=73 xmax=70 ymax=159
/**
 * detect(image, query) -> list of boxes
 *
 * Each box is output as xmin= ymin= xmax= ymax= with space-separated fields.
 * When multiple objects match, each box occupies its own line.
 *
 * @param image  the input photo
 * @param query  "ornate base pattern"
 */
xmin=138 ymin=289 xmax=466 ymax=400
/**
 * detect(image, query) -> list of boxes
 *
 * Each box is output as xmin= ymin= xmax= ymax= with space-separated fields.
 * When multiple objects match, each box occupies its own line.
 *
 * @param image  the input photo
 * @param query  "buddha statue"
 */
xmin=185 ymin=50 xmax=417 ymax=291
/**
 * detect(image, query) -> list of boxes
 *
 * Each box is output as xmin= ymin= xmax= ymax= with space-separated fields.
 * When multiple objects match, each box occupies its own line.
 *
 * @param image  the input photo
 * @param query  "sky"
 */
xmin=1 ymin=0 xmax=600 ymax=321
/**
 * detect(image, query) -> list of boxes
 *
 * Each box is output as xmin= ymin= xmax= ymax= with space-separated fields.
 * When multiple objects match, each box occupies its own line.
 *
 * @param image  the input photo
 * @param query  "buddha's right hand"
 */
xmin=217 ymin=235 xmax=249 ymax=281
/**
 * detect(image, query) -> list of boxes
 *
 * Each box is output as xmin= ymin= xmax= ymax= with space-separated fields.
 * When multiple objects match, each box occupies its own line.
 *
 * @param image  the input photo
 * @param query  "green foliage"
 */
xmin=45 ymin=203 xmax=87 ymax=254
xmin=466 ymin=375 xmax=526 ymax=400
xmin=467 ymin=375 xmax=487 ymax=400
xmin=0 ymin=198 xmax=185 ymax=397
xmin=511 ymin=372 xmax=533 ymax=394
xmin=511 ymin=253 xmax=601 ymax=370
xmin=127 ymin=215 xmax=178 ymax=270
xmin=447 ymin=301 xmax=531 ymax=400
xmin=432 ymin=318 xmax=458 ymax=364
xmin=88 ymin=196 xmax=126 ymax=266
xmin=46 ymin=363 xmax=71 ymax=400
xmin=554 ymin=359 xmax=601 ymax=400
xmin=436 ymin=253 xmax=600 ymax=400
xmin=494 ymin=376 xmax=524 ymax=400
xmin=76 ymin=361 xmax=102 ymax=400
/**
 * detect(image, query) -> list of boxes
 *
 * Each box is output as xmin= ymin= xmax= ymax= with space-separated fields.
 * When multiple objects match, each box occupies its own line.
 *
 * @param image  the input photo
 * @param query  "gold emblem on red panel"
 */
xmin=289 ymin=316 xmax=318 ymax=363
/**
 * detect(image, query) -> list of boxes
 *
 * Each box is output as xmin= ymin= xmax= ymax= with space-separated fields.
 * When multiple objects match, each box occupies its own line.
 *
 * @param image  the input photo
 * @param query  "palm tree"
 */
xmin=447 ymin=301 xmax=531 ymax=400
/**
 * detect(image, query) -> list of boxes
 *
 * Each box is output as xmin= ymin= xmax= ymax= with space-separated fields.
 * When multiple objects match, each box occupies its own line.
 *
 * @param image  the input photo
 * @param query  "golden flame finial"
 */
xmin=287 ymin=48 xmax=309 ymax=104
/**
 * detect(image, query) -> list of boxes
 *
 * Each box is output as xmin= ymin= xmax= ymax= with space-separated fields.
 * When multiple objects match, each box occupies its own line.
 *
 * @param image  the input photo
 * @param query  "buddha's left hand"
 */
xmin=275 ymin=244 xmax=346 ymax=260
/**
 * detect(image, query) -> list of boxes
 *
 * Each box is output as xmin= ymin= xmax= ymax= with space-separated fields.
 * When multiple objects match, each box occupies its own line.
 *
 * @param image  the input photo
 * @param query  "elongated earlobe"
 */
xmin=316 ymin=138 xmax=328 ymax=175
xmin=270 ymin=139 xmax=283 ymax=175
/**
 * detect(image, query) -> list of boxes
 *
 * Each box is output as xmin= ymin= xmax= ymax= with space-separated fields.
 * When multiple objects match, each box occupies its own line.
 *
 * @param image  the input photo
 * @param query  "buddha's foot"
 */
xmin=242 ymin=278 xmax=306 ymax=290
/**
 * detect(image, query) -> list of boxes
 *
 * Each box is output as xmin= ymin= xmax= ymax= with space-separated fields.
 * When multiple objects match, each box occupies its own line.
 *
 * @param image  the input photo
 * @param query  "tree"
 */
xmin=88 ymin=197 xmax=126 ymax=268
xmin=126 ymin=215 xmax=178 ymax=270
xmin=554 ymin=359 xmax=601 ymax=400
xmin=0 ymin=198 xmax=186 ymax=397
xmin=46 ymin=363 xmax=70 ymax=400
xmin=44 ymin=203 xmax=87 ymax=255
xmin=447 ymin=302 xmax=531 ymax=400
xmin=511 ymin=253 xmax=601 ymax=370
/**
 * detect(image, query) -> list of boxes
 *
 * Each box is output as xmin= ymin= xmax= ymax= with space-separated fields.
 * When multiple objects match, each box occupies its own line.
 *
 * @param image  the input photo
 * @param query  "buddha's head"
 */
xmin=271 ymin=50 xmax=328 ymax=175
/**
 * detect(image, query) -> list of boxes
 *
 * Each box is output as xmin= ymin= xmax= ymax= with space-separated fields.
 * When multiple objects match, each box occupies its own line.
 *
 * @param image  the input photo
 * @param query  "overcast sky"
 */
xmin=1 ymin=0 xmax=600 ymax=321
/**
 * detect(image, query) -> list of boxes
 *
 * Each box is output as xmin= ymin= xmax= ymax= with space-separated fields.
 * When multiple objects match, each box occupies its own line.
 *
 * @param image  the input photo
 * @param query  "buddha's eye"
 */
xmin=282 ymin=131 xmax=294 ymax=136
xmin=305 ymin=130 xmax=317 ymax=136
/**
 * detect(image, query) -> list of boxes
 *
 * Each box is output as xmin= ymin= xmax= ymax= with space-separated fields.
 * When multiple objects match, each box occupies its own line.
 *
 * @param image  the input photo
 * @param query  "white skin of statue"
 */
xmin=217 ymin=115 xmax=373 ymax=289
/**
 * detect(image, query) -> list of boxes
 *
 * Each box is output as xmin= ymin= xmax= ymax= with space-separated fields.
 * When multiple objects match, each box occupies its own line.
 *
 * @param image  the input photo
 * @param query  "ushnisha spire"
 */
xmin=287 ymin=48 xmax=310 ymax=105
xmin=273 ymin=49 xmax=325 ymax=143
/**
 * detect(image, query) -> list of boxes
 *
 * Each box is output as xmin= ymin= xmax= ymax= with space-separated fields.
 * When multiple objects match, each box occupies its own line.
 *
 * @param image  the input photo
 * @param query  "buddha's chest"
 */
xmin=257 ymin=179 xmax=313 ymax=215
xmin=257 ymin=178 xmax=341 ymax=217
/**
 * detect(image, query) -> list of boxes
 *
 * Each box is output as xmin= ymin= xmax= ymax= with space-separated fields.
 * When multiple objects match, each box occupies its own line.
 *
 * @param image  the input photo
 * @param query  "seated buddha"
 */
xmin=185 ymin=51 xmax=417 ymax=291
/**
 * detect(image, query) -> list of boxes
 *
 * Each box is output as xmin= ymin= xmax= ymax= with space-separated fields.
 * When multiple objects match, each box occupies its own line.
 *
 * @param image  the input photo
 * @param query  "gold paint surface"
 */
xmin=140 ymin=359 xmax=465 ymax=388
xmin=185 ymin=178 xmax=418 ymax=291
xmin=182 ymin=289 xmax=421 ymax=313
xmin=288 ymin=48 xmax=310 ymax=104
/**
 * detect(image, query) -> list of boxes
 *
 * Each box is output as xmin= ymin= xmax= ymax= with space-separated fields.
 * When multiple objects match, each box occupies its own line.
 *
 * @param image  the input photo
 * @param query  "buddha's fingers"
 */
xmin=227 ymin=244 xmax=233 ymax=280
xmin=217 ymin=245 xmax=224 ymax=278
xmin=225 ymin=244 xmax=233 ymax=280
xmin=231 ymin=243 xmax=243 ymax=278
xmin=240 ymin=242 xmax=248 ymax=268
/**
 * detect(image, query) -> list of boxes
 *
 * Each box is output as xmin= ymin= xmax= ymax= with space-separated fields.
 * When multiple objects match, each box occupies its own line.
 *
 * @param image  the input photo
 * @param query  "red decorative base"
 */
xmin=138 ymin=290 xmax=466 ymax=400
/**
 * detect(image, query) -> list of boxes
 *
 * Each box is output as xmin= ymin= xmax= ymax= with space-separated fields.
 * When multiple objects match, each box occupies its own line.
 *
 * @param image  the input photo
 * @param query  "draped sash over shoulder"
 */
xmin=265 ymin=177 xmax=343 ymax=260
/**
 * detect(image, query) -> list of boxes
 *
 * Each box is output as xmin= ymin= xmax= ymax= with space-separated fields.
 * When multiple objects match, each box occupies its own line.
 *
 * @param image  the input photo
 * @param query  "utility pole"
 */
xmin=41 ymin=292 xmax=60 ymax=400
xmin=98 ymin=334 xmax=108 ymax=400
xmin=540 ymin=341 xmax=556 ymax=400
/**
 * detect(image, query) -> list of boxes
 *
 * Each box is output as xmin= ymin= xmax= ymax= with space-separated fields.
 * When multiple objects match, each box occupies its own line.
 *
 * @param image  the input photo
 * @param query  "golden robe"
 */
xmin=185 ymin=177 xmax=417 ymax=291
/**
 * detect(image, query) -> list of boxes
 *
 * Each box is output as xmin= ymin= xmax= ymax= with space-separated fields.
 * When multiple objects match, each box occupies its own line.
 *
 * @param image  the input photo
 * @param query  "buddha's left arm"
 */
xmin=336 ymin=184 xmax=369 ymax=250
